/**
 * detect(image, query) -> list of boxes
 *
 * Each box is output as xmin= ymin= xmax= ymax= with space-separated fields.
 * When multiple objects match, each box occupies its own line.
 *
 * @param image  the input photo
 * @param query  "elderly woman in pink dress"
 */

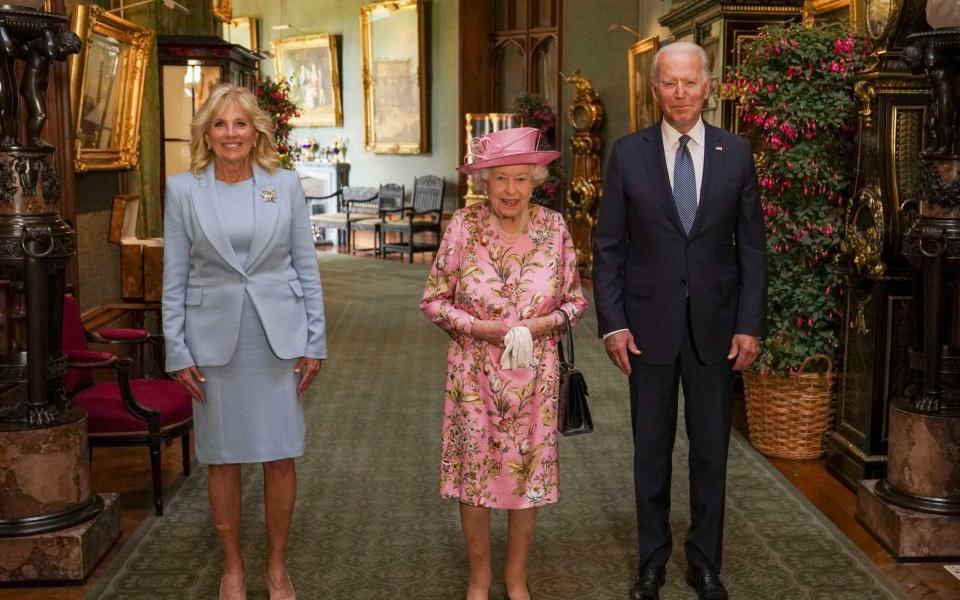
xmin=421 ymin=127 xmax=588 ymax=600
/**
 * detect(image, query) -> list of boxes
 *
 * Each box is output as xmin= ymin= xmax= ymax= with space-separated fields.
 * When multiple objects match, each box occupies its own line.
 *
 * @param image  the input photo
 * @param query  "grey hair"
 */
xmin=471 ymin=164 xmax=549 ymax=194
xmin=650 ymin=42 xmax=711 ymax=84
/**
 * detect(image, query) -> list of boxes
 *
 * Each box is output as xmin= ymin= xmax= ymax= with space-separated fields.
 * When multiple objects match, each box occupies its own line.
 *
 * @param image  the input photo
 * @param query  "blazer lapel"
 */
xmin=192 ymin=167 xmax=246 ymax=274
xmin=689 ymin=124 xmax=726 ymax=238
xmin=245 ymin=164 xmax=281 ymax=269
xmin=640 ymin=124 xmax=685 ymax=235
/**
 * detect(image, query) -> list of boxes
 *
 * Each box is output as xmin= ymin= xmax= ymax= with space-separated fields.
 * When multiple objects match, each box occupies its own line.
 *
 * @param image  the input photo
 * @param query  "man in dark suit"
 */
xmin=592 ymin=42 xmax=766 ymax=600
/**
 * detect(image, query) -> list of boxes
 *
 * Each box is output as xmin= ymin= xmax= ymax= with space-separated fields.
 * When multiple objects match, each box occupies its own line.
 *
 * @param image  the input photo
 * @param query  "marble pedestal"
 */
xmin=857 ymin=480 xmax=960 ymax=560
xmin=0 ymin=493 xmax=119 ymax=582
xmin=0 ymin=408 xmax=121 ymax=581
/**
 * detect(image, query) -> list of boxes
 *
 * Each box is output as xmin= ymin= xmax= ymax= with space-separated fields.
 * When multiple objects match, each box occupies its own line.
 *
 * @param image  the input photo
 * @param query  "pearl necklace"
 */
xmin=493 ymin=206 xmax=530 ymax=243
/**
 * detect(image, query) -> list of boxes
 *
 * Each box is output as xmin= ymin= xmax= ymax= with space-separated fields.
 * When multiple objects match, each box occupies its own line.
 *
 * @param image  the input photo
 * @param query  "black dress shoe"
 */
xmin=629 ymin=565 xmax=665 ymax=600
xmin=685 ymin=566 xmax=728 ymax=600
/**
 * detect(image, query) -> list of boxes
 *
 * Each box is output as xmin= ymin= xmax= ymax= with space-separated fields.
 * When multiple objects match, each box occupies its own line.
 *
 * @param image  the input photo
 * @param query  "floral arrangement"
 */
xmin=256 ymin=77 xmax=301 ymax=170
xmin=726 ymin=20 xmax=869 ymax=375
xmin=513 ymin=93 xmax=562 ymax=207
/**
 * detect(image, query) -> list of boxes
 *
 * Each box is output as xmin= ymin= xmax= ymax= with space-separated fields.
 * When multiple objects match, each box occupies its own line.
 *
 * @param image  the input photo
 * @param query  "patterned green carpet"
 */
xmin=87 ymin=254 xmax=900 ymax=600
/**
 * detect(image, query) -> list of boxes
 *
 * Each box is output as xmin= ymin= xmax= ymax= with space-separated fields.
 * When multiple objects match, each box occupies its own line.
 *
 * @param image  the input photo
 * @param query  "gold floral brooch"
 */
xmin=260 ymin=188 xmax=278 ymax=203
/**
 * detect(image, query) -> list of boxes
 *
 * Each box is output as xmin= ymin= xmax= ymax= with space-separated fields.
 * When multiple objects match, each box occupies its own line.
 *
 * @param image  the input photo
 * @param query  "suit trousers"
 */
xmin=628 ymin=302 xmax=735 ymax=573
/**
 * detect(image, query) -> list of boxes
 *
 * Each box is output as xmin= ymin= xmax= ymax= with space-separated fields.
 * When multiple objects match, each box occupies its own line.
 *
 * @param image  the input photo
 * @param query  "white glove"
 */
xmin=500 ymin=326 xmax=534 ymax=369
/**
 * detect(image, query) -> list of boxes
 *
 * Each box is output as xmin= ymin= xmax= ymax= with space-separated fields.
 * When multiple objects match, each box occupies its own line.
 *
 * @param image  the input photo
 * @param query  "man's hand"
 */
xmin=294 ymin=357 xmax=323 ymax=395
xmin=471 ymin=320 xmax=510 ymax=347
xmin=727 ymin=334 xmax=760 ymax=371
xmin=173 ymin=366 xmax=206 ymax=402
xmin=604 ymin=330 xmax=642 ymax=375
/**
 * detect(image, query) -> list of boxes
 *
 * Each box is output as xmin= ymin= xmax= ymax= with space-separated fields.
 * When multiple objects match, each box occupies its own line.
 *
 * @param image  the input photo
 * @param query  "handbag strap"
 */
xmin=557 ymin=310 xmax=574 ymax=367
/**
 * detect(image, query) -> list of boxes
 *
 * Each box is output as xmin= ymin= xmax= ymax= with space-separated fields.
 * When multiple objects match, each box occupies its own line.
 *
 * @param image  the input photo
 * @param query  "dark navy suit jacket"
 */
xmin=592 ymin=121 xmax=767 ymax=365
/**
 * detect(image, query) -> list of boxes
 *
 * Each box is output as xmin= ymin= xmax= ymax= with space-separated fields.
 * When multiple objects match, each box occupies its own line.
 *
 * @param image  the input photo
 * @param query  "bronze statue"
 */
xmin=905 ymin=39 xmax=960 ymax=156
xmin=18 ymin=29 xmax=81 ymax=148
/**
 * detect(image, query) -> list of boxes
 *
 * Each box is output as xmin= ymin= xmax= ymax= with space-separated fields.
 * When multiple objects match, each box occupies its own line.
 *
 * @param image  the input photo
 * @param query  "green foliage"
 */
xmin=256 ymin=77 xmax=301 ymax=170
xmin=513 ymin=93 xmax=563 ymax=207
xmin=726 ymin=21 xmax=869 ymax=375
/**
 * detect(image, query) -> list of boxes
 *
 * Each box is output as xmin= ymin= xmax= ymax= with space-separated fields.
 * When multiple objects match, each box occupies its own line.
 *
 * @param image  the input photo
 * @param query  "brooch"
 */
xmin=260 ymin=188 xmax=278 ymax=203
xmin=529 ymin=228 xmax=550 ymax=245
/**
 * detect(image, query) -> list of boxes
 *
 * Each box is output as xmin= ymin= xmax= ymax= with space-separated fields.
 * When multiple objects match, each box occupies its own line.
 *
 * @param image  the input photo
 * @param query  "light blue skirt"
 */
xmin=192 ymin=293 xmax=305 ymax=464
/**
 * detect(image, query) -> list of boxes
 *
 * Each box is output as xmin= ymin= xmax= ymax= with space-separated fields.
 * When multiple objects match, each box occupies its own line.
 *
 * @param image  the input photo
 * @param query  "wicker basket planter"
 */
xmin=743 ymin=354 xmax=836 ymax=460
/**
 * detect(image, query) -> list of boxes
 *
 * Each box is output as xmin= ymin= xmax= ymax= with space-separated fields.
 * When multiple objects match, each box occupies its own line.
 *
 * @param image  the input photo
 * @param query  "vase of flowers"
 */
xmin=256 ymin=77 xmax=301 ymax=170
xmin=726 ymin=20 xmax=869 ymax=458
xmin=513 ymin=93 xmax=562 ymax=208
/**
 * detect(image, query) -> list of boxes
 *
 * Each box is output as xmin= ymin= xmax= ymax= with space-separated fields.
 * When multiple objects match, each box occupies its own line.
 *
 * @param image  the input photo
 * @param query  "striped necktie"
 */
xmin=673 ymin=134 xmax=697 ymax=235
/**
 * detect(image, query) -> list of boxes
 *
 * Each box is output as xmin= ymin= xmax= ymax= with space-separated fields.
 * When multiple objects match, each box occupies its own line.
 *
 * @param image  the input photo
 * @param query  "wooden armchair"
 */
xmin=380 ymin=175 xmax=445 ymax=262
xmin=62 ymin=295 xmax=193 ymax=516
xmin=307 ymin=186 xmax=380 ymax=252
xmin=352 ymin=183 xmax=404 ymax=258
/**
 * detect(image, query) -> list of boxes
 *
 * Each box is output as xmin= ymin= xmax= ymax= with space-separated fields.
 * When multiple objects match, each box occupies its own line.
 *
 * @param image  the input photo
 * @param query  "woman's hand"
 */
xmin=470 ymin=320 xmax=510 ymax=347
xmin=174 ymin=366 xmax=206 ymax=402
xmin=295 ymin=357 xmax=323 ymax=395
xmin=519 ymin=315 xmax=558 ymax=340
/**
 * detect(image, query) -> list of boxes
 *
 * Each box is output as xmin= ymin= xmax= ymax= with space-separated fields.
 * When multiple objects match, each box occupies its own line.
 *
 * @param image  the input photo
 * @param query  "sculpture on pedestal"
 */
xmin=854 ymin=21 xmax=960 ymax=561
xmin=0 ymin=3 xmax=92 ymax=537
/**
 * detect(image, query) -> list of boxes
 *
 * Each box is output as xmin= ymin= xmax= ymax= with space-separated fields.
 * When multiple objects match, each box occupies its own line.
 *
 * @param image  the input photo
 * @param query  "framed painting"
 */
xmin=69 ymin=4 xmax=154 ymax=171
xmin=273 ymin=34 xmax=343 ymax=127
xmin=223 ymin=16 xmax=258 ymax=52
xmin=213 ymin=0 xmax=232 ymax=23
xmin=627 ymin=35 xmax=660 ymax=132
xmin=360 ymin=0 xmax=428 ymax=154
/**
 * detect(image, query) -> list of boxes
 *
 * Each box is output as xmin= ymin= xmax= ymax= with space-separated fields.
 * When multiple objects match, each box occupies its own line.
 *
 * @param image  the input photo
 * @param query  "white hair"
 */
xmin=470 ymin=164 xmax=549 ymax=194
xmin=651 ymin=42 xmax=711 ymax=83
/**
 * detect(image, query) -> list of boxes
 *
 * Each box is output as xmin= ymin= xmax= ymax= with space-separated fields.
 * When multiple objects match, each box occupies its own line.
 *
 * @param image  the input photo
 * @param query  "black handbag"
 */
xmin=557 ymin=310 xmax=593 ymax=436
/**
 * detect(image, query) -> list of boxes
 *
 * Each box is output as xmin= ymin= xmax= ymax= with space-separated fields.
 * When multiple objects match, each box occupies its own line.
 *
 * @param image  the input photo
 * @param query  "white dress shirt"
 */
xmin=602 ymin=118 xmax=706 ymax=340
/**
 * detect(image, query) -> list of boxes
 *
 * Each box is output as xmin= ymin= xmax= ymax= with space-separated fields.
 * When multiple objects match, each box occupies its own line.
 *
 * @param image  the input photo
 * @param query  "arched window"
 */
xmin=491 ymin=0 xmax=562 ymax=113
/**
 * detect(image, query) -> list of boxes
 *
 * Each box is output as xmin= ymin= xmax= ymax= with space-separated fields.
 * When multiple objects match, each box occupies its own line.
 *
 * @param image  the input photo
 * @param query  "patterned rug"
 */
xmin=87 ymin=254 xmax=901 ymax=600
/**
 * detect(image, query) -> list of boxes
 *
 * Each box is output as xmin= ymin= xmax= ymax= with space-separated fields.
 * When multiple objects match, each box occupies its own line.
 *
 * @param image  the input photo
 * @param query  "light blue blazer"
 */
xmin=162 ymin=164 xmax=327 ymax=372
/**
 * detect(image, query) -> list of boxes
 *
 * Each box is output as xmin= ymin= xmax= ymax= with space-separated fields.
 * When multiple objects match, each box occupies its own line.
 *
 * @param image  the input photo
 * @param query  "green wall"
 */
xmin=231 ymin=0 xmax=460 ymax=208
xmin=561 ymin=1 xmax=639 ymax=171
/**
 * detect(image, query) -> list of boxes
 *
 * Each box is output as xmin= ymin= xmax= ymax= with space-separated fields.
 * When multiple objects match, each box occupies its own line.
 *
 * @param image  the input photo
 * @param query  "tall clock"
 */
xmin=827 ymin=0 xmax=930 ymax=490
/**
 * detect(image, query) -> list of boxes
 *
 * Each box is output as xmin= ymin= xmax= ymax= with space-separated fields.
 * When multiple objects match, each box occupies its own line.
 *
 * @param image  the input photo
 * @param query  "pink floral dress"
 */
xmin=420 ymin=203 xmax=588 ymax=509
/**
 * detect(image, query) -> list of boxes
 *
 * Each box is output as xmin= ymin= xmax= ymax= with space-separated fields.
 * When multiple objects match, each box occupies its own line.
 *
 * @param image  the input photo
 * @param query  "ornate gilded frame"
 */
xmin=274 ymin=34 xmax=343 ymax=127
xmin=69 ymin=4 xmax=153 ymax=172
xmin=213 ymin=0 xmax=233 ymax=23
xmin=223 ymin=16 xmax=258 ymax=52
xmin=627 ymin=36 xmax=660 ymax=132
xmin=805 ymin=0 xmax=864 ymax=30
xmin=360 ymin=0 xmax=428 ymax=154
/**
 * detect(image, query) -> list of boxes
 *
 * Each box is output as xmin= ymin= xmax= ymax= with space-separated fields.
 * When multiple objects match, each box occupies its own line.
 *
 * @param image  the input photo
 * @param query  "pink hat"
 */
xmin=458 ymin=127 xmax=560 ymax=174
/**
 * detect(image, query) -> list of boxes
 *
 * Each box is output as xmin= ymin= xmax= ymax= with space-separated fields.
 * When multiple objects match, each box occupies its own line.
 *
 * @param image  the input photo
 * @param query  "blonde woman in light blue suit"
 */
xmin=162 ymin=84 xmax=325 ymax=600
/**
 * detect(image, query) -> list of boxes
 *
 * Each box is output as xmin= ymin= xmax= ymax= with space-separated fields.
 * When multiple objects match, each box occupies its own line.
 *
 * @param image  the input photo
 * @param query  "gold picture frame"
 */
xmin=360 ymin=0 xmax=428 ymax=154
xmin=274 ymin=34 xmax=343 ymax=127
xmin=69 ymin=4 xmax=154 ymax=172
xmin=806 ymin=0 xmax=864 ymax=31
xmin=627 ymin=35 xmax=660 ymax=132
xmin=213 ymin=0 xmax=233 ymax=23
xmin=223 ymin=16 xmax=258 ymax=52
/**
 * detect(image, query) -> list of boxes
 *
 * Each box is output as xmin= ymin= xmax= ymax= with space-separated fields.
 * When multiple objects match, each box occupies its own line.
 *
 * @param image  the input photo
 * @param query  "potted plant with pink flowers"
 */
xmin=513 ymin=93 xmax=563 ymax=208
xmin=256 ymin=77 xmax=301 ymax=170
xmin=725 ymin=20 xmax=869 ymax=458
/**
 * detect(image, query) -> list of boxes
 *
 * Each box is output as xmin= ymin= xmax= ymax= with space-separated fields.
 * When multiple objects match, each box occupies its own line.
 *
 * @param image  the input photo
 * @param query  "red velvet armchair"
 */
xmin=62 ymin=295 xmax=193 ymax=516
